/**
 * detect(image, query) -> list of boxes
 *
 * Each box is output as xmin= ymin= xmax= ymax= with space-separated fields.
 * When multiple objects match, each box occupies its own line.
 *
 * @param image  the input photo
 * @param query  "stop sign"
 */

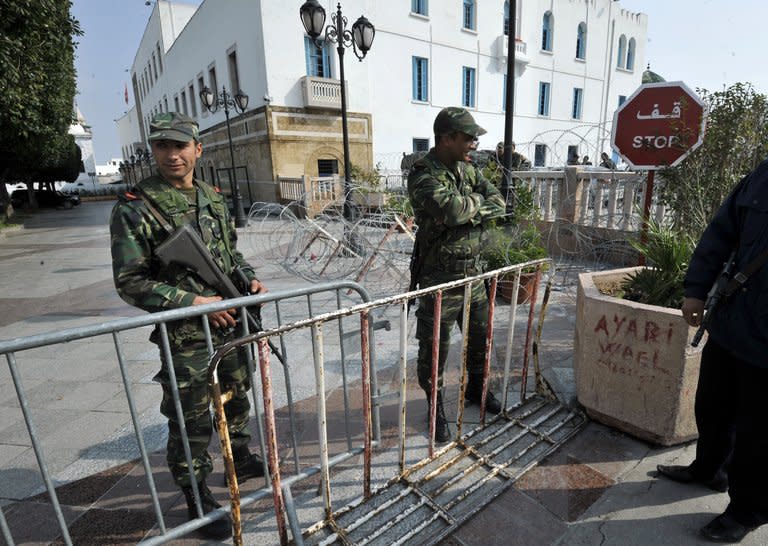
xmin=611 ymin=81 xmax=706 ymax=169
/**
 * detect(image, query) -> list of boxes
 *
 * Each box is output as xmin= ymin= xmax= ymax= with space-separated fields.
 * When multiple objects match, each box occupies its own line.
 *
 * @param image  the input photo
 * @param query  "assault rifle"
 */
xmin=408 ymin=237 xmax=423 ymax=310
xmin=155 ymin=223 xmax=286 ymax=365
xmin=691 ymin=250 xmax=737 ymax=348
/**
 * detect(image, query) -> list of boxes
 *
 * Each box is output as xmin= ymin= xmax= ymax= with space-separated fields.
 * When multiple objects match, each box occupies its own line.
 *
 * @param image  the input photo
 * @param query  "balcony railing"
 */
xmin=496 ymin=35 xmax=530 ymax=66
xmin=301 ymin=75 xmax=346 ymax=110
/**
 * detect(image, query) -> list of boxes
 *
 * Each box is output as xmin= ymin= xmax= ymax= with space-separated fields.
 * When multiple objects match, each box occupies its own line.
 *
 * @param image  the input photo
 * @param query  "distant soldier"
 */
xmin=408 ymin=107 xmax=506 ymax=443
xmin=483 ymin=141 xmax=531 ymax=189
xmin=110 ymin=112 xmax=265 ymax=540
xmin=600 ymin=152 xmax=617 ymax=170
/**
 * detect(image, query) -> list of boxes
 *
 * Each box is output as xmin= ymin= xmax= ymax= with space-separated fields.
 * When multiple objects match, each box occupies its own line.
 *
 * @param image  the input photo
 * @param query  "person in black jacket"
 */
xmin=656 ymin=160 xmax=768 ymax=543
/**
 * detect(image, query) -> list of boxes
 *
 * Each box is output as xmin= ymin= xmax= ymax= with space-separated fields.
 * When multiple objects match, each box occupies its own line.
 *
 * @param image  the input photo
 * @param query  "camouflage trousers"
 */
xmin=415 ymin=274 xmax=489 ymax=393
xmin=158 ymin=344 xmax=252 ymax=487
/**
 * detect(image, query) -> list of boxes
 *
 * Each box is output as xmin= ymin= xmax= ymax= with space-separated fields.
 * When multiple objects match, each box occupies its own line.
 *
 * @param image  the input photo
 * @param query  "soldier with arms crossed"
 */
xmin=408 ymin=107 xmax=507 ymax=443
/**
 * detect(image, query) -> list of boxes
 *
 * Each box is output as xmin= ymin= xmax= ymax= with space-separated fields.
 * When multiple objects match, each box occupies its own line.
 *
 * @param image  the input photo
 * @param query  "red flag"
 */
xmin=124 ymin=83 xmax=129 ymax=105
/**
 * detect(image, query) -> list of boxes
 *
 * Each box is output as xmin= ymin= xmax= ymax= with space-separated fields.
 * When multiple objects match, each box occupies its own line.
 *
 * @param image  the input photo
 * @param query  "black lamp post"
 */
xmin=300 ymin=0 xmax=375 ymax=225
xmin=199 ymin=85 xmax=249 ymax=228
xmin=129 ymin=155 xmax=137 ymax=184
xmin=119 ymin=162 xmax=127 ymax=187
xmin=135 ymin=149 xmax=148 ymax=180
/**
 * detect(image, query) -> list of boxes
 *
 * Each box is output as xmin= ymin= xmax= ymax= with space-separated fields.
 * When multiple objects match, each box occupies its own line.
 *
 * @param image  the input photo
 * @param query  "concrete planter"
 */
xmin=574 ymin=267 xmax=702 ymax=446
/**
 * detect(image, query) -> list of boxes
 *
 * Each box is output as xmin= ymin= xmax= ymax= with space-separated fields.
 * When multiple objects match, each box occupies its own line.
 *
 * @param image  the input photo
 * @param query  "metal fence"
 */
xmin=0 ymin=281 xmax=375 ymax=545
xmin=181 ymin=258 xmax=580 ymax=544
xmin=0 ymin=258 xmax=582 ymax=545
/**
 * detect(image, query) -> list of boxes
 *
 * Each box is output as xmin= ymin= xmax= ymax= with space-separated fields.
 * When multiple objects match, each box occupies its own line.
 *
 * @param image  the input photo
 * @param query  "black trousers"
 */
xmin=694 ymin=337 xmax=768 ymax=526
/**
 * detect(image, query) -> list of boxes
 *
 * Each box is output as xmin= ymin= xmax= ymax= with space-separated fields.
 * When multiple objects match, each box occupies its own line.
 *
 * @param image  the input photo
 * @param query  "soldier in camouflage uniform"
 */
xmin=110 ymin=112 xmax=263 ymax=539
xmin=408 ymin=107 xmax=507 ymax=443
xmin=482 ymin=141 xmax=531 ymax=190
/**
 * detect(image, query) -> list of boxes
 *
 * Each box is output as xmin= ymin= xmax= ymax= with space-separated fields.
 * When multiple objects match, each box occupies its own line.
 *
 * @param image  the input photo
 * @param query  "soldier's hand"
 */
xmin=193 ymin=295 xmax=237 ymax=329
xmin=681 ymin=297 xmax=705 ymax=327
xmin=249 ymin=279 xmax=268 ymax=295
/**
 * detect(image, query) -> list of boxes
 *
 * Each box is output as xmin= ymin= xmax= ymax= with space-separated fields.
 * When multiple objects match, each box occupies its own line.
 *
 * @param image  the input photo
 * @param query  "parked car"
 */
xmin=10 ymin=188 xmax=81 ymax=209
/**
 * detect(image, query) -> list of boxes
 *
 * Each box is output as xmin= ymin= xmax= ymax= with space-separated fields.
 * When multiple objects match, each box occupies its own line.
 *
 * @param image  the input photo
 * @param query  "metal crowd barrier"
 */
xmin=1 ymin=259 xmax=565 ymax=545
xmin=199 ymin=258 xmax=558 ymax=544
xmin=0 ymin=281 xmax=375 ymax=546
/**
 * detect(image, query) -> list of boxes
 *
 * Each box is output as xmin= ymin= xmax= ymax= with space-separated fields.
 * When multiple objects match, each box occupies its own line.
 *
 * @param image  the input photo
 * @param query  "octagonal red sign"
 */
xmin=611 ymin=81 xmax=707 ymax=169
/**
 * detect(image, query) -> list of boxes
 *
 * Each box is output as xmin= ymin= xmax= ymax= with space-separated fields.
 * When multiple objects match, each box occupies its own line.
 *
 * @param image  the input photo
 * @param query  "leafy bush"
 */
xmin=660 ymin=83 xmax=768 ymax=241
xmin=620 ymin=219 xmax=695 ymax=308
xmin=483 ymin=222 xmax=548 ymax=271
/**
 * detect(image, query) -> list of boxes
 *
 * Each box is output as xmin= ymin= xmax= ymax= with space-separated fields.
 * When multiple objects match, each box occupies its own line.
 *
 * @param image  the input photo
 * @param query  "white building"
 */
xmin=118 ymin=0 xmax=646 ymax=197
xmin=70 ymin=104 xmax=97 ymax=186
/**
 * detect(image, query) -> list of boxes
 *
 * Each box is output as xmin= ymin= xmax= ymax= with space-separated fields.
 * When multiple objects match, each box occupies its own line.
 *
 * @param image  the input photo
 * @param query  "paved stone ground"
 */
xmin=1 ymin=201 xmax=767 ymax=545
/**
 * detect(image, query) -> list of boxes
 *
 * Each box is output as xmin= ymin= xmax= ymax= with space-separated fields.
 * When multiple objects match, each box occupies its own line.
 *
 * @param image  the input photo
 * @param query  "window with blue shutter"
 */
xmin=627 ymin=38 xmax=636 ymax=70
xmin=542 ymin=12 xmax=553 ymax=51
xmin=617 ymin=35 xmax=627 ymax=68
xmin=462 ymin=67 xmax=476 ymax=108
xmin=576 ymin=23 xmax=586 ymax=59
xmin=412 ymin=57 xmax=429 ymax=102
xmin=538 ymin=82 xmax=550 ymax=116
xmin=572 ymin=88 xmax=583 ymax=119
xmin=412 ymin=0 xmax=428 ymax=16
xmin=463 ymin=0 xmax=476 ymax=30
xmin=305 ymin=36 xmax=331 ymax=77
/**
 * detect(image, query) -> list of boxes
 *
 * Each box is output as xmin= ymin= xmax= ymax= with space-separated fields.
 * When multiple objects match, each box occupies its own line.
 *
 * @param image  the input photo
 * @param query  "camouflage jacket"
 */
xmin=481 ymin=152 xmax=532 ymax=188
xmin=110 ymin=175 xmax=256 ymax=316
xmin=408 ymin=150 xmax=505 ymax=274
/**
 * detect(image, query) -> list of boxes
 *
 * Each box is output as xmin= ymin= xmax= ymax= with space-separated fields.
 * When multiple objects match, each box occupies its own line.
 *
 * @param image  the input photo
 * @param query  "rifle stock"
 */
xmin=156 ymin=224 xmax=286 ymax=365
xmin=691 ymin=251 xmax=736 ymax=348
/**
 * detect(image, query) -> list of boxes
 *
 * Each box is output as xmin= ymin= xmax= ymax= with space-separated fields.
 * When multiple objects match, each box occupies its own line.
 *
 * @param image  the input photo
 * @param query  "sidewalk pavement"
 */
xmin=0 ymin=201 xmax=765 ymax=545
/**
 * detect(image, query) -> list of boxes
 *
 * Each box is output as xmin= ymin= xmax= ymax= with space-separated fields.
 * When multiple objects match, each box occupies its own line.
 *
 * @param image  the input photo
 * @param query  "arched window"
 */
xmin=542 ymin=11 xmax=553 ymax=51
xmin=576 ymin=22 xmax=587 ymax=59
xmin=626 ymin=38 xmax=636 ymax=70
xmin=617 ymin=34 xmax=627 ymax=68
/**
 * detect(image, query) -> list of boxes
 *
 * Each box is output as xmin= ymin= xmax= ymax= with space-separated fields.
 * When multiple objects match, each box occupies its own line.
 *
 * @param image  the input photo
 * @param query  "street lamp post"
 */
xmin=130 ymin=155 xmax=137 ymax=184
xmin=299 ymin=0 xmax=375 ymax=226
xmin=135 ymin=149 xmax=147 ymax=180
xmin=199 ymin=85 xmax=250 ymax=228
xmin=119 ymin=162 xmax=127 ymax=188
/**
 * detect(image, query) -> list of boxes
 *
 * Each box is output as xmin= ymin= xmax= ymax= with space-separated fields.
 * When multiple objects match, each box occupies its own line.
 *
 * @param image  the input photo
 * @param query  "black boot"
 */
xmin=232 ymin=445 xmax=266 ymax=484
xmin=181 ymin=480 xmax=232 ymax=540
xmin=425 ymin=391 xmax=451 ymax=443
xmin=656 ymin=464 xmax=728 ymax=492
xmin=466 ymin=379 xmax=503 ymax=414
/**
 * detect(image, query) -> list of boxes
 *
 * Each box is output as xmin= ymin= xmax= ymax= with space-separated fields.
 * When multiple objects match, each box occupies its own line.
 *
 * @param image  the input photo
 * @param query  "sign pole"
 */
xmin=638 ymin=169 xmax=655 ymax=266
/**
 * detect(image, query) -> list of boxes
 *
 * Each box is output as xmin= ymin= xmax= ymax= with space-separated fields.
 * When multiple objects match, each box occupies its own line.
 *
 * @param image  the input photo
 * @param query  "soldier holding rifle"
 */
xmin=110 ymin=112 xmax=264 ymax=540
xmin=657 ymin=160 xmax=768 ymax=543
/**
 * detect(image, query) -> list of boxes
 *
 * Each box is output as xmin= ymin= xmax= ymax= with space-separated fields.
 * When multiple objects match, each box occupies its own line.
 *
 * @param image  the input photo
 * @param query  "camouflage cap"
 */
xmin=433 ymin=107 xmax=487 ymax=138
xmin=148 ymin=112 xmax=199 ymax=142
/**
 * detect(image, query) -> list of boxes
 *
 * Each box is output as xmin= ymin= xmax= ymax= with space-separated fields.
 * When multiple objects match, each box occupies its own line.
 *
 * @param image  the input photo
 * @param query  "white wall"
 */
xmin=121 ymin=0 xmax=647 ymax=171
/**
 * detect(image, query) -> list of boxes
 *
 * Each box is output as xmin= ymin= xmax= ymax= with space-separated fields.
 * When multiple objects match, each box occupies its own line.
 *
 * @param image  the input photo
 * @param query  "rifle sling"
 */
xmin=724 ymin=247 xmax=768 ymax=297
xmin=133 ymin=186 xmax=175 ymax=235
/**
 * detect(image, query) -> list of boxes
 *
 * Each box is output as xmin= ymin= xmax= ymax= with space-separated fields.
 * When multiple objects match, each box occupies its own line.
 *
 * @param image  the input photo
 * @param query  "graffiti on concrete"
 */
xmin=593 ymin=313 xmax=676 ymax=379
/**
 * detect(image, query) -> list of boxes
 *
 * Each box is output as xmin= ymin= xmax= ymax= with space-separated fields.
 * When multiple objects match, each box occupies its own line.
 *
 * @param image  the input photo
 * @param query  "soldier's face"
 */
xmin=151 ymin=139 xmax=202 ymax=187
xmin=445 ymin=132 xmax=476 ymax=162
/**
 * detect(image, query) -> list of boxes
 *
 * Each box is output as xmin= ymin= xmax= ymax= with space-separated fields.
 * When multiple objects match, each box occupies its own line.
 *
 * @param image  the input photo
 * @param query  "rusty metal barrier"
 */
xmin=0 ymin=281 xmax=376 ymax=546
xmin=202 ymin=258 xmax=584 ymax=545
